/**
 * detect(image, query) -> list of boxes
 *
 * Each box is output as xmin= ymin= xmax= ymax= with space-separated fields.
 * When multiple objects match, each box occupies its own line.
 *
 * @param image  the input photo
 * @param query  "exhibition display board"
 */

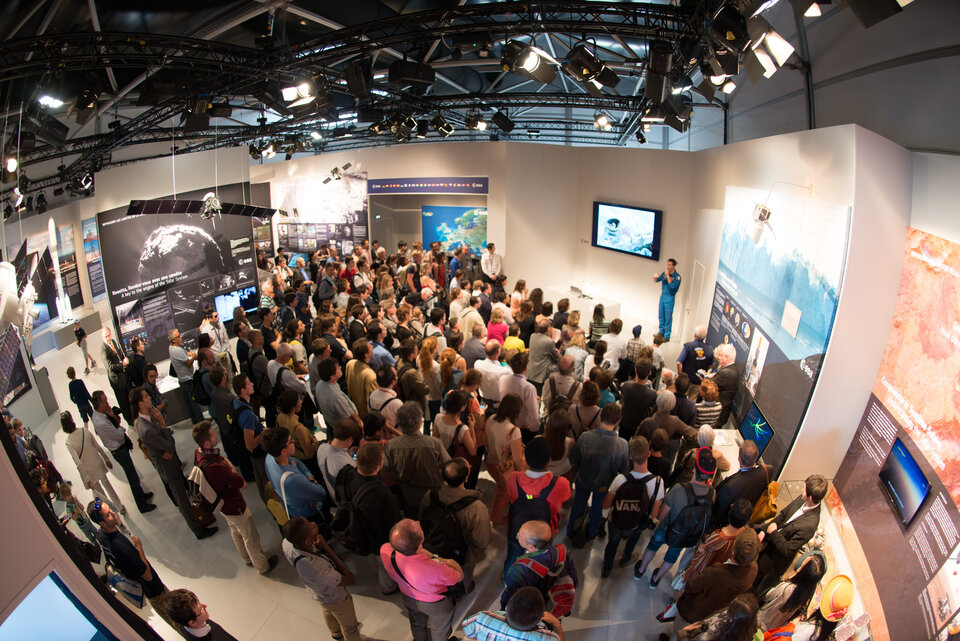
xmin=5 ymin=226 xmax=84 ymax=330
xmin=97 ymin=201 xmax=263 ymax=363
xmin=833 ymin=228 xmax=960 ymax=641
xmin=706 ymin=186 xmax=850 ymax=474
xmin=81 ymin=217 xmax=107 ymax=301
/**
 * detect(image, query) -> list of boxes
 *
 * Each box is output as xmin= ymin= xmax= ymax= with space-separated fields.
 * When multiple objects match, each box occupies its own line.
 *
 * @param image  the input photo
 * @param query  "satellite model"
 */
xmin=749 ymin=202 xmax=776 ymax=245
xmin=0 ymin=256 xmax=39 ymax=338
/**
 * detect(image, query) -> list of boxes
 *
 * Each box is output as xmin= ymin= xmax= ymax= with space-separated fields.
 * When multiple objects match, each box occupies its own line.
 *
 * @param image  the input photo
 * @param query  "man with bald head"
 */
xmin=710 ymin=440 xmax=768 ymax=530
xmin=540 ymin=355 xmax=580 ymax=418
xmin=676 ymin=325 xmax=714 ymax=401
xmin=637 ymin=391 xmax=697 ymax=472
xmin=501 ymin=520 xmax=578 ymax=612
xmin=705 ymin=343 xmax=739 ymax=427
xmin=475 ymin=339 xmax=510 ymax=405
xmin=380 ymin=518 xmax=463 ymax=641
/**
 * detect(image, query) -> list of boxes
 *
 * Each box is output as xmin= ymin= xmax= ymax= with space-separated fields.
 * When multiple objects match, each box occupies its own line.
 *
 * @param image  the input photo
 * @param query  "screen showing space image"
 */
xmin=879 ymin=437 xmax=932 ymax=528
xmin=0 ymin=572 xmax=118 ymax=640
xmin=591 ymin=202 xmax=661 ymax=261
xmin=738 ymin=402 xmax=774 ymax=457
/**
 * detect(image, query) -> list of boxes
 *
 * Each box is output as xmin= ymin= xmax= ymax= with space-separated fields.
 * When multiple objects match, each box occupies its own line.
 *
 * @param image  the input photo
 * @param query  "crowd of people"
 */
xmin=4 ymin=238 xmax=852 ymax=641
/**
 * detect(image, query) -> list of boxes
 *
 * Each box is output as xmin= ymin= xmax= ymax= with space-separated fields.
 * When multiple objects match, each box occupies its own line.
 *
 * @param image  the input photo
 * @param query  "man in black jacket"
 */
xmin=753 ymin=474 xmax=827 ymax=595
xmin=705 ymin=343 xmax=740 ymax=427
xmin=101 ymin=327 xmax=132 ymax=424
xmin=710 ymin=440 xmax=768 ymax=530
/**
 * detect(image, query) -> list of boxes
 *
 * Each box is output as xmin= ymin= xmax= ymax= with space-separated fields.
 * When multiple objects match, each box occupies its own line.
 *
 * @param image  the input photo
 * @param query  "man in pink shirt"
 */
xmin=381 ymin=518 xmax=463 ymax=641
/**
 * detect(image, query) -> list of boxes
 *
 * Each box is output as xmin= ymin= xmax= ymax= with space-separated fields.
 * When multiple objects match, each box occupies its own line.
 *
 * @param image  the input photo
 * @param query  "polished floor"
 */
xmin=28 ymin=327 xmax=691 ymax=641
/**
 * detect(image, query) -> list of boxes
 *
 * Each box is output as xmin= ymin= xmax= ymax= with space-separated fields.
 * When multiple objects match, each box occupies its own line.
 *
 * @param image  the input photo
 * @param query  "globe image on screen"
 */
xmin=138 ymin=224 xmax=225 ymax=282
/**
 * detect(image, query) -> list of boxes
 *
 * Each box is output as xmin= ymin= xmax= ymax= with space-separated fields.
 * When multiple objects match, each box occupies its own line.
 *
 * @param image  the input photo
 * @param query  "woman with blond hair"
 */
xmin=418 ymin=336 xmax=443 ymax=431
xmin=487 ymin=307 xmax=508 ymax=345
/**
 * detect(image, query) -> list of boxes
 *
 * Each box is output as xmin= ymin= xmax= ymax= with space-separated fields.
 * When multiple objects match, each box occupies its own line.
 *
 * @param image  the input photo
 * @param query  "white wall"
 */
xmin=910 ymin=152 xmax=960 ymax=245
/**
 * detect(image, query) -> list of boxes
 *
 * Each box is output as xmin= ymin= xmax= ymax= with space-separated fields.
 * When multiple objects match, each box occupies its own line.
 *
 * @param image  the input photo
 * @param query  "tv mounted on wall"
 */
xmin=591 ymin=201 xmax=662 ymax=261
xmin=879 ymin=437 xmax=931 ymax=528
xmin=738 ymin=402 xmax=775 ymax=458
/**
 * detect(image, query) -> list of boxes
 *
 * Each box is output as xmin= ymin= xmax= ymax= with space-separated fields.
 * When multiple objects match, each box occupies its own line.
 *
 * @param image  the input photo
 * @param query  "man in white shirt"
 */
xmin=475 ymin=340 xmax=510 ymax=404
xmin=480 ymin=242 xmax=503 ymax=285
xmin=599 ymin=318 xmax=627 ymax=375
xmin=498 ymin=352 xmax=540 ymax=441
xmin=490 ymin=291 xmax=514 ymax=325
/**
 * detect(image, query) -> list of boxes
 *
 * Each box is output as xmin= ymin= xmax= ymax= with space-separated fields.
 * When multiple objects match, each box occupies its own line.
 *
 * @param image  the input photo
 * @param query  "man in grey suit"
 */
xmin=527 ymin=320 xmax=559 ymax=396
xmin=130 ymin=386 xmax=218 ymax=540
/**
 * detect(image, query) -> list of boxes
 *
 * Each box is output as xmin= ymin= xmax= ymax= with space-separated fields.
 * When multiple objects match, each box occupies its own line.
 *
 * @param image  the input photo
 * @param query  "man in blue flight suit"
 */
xmin=652 ymin=258 xmax=680 ymax=341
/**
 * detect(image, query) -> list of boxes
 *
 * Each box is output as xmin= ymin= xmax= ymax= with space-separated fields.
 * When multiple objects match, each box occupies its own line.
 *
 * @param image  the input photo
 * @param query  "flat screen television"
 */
xmin=738 ymin=402 xmax=774 ymax=458
xmin=591 ymin=201 xmax=662 ymax=261
xmin=0 ymin=572 xmax=119 ymax=640
xmin=879 ymin=437 xmax=931 ymax=528
xmin=214 ymin=285 xmax=259 ymax=321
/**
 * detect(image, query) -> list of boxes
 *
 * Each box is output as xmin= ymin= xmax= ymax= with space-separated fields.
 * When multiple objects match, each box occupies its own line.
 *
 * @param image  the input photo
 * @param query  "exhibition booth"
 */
xmin=1 ymin=124 xmax=958 ymax=641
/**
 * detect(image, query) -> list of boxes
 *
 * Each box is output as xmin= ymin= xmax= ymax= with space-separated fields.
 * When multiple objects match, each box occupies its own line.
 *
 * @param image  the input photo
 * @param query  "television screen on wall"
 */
xmin=591 ymin=202 xmax=661 ymax=261
xmin=738 ymin=402 xmax=775 ymax=457
xmin=879 ymin=437 xmax=932 ymax=528
xmin=0 ymin=572 xmax=119 ymax=640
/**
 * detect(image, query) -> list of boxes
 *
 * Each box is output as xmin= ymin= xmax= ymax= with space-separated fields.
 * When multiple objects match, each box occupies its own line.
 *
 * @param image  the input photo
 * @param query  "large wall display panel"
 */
xmin=706 ymin=186 xmax=850 ymax=473
xmin=276 ymin=219 xmax=366 ymax=263
xmin=833 ymin=228 xmax=960 ymax=641
xmin=421 ymin=205 xmax=487 ymax=253
xmin=81 ymin=217 xmax=107 ymax=301
xmin=273 ymin=171 xmax=367 ymax=228
xmin=98 ymin=201 xmax=261 ymax=363
xmin=5 ymin=226 xmax=85 ymax=329
xmin=0 ymin=328 xmax=32 ymax=407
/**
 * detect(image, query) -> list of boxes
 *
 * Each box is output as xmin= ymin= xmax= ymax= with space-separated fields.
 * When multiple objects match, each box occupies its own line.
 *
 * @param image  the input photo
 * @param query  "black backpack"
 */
xmin=665 ymin=483 xmax=714 ymax=548
xmin=419 ymin=490 xmax=478 ymax=565
xmin=266 ymin=365 xmax=288 ymax=408
xmin=547 ymin=377 xmax=579 ymax=414
xmin=330 ymin=479 xmax=380 ymax=555
xmin=610 ymin=474 xmax=660 ymax=532
xmin=508 ymin=475 xmax=559 ymax=537
xmin=192 ymin=369 xmax=211 ymax=405
xmin=396 ymin=363 xmax=415 ymax=401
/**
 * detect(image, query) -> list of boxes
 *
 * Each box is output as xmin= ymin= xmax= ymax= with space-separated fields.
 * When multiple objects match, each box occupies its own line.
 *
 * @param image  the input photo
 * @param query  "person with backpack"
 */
xmin=432 ymin=390 xmax=478 ymax=461
xmin=232 ymin=373 xmax=269 ymax=504
xmin=501 ymin=520 xmax=578 ymax=618
xmin=314 ymin=357 xmax=362 ymax=431
xmin=505 ymin=437 xmax=572 ymax=573
xmin=635 ymin=447 xmax=717 ymax=588
xmin=566 ymin=380 xmax=602 ymax=439
xmin=191 ymin=421 xmax=278 ymax=575
xmin=368 ymin=364 xmax=404 ymax=437
xmin=418 ymin=458 xmax=491 ymax=592
xmin=282 ymin=516 xmax=361 ymax=641
xmin=263 ymin=428 xmax=327 ymax=523
xmin=566 ymin=403 xmax=630 ymax=545
xmin=618 ymin=358 xmax=659 ymax=441
xmin=384 ymin=401 xmax=450 ymax=517
xmin=599 ymin=435 xmax=665 ymax=578
xmin=540 ymin=356 xmax=579 ymax=420
xmin=380 ymin=518 xmax=464 ymax=641
xmin=316 ymin=418 xmax=358 ymax=505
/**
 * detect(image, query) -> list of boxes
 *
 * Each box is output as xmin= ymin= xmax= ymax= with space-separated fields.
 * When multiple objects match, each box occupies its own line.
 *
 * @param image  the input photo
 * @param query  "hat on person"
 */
xmin=524 ymin=436 xmax=551 ymax=471
xmin=632 ymin=324 xmax=643 ymax=337
xmin=695 ymin=447 xmax=717 ymax=476
xmin=656 ymin=391 xmax=676 ymax=412
xmin=820 ymin=575 xmax=854 ymax=622
xmin=74 ymin=318 xmax=80 ymax=324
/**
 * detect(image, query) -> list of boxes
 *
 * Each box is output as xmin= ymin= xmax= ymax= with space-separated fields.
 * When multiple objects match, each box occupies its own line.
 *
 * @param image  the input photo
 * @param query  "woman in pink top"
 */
xmin=486 ymin=308 xmax=508 ymax=345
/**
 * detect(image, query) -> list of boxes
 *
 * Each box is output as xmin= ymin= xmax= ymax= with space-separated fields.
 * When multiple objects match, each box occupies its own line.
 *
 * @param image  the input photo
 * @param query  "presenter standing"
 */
xmin=653 ymin=258 xmax=680 ymax=341
xmin=480 ymin=242 xmax=503 ymax=285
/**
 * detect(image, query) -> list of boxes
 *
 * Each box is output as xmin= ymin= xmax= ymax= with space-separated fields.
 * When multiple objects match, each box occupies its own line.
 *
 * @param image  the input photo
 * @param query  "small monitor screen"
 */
xmin=738 ymin=402 xmax=774 ymax=457
xmin=214 ymin=286 xmax=259 ymax=321
xmin=591 ymin=202 xmax=662 ymax=261
xmin=879 ymin=438 xmax=931 ymax=528
xmin=0 ymin=572 xmax=119 ymax=640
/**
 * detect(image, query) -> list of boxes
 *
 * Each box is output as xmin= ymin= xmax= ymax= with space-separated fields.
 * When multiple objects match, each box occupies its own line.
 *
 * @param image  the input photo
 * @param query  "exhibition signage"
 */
xmin=277 ymin=219 xmax=368 ymax=262
xmin=97 ymin=200 xmax=262 ymax=363
xmin=81 ymin=217 xmax=107 ymax=301
xmin=833 ymin=228 xmax=960 ymax=641
xmin=706 ymin=186 xmax=849 ymax=473
xmin=368 ymin=177 xmax=488 ymax=195
xmin=4 ymin=227 xmax=84 ymax=330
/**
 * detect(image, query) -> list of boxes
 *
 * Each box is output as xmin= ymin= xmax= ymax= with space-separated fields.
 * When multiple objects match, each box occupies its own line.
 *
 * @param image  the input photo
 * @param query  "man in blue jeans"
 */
xmin=652 ymin=259 xmax=681 ymax=341
xmin=635 ymin=447 xmax=716 ymax=588
xmin=567 ymin=403 xmax=629 ymax=542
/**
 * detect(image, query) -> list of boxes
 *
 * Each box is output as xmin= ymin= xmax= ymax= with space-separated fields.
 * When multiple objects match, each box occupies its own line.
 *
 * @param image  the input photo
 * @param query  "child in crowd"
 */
xmin=58 ymin=482 xmax=99 ymax=543
xmin=67 ymin=366 xmax=94 ymax=428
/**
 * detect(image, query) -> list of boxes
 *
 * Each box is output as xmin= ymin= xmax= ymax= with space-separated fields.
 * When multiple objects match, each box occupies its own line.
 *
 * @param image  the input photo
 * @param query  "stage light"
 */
xmin=35 ymin=192 xmax=47 ymax=214
xmin=310 ymin=131 xmax=322 ymax=141
xmin=53 ymin=187 xmax=64 ymax=197
xmin=491 ymin=111 xmax=515 ymax=133
xmin=391 ymin=114 xmax=417 ymax=138
xmin=788 ymin=0 xmax=831 ymax=17
xmin=561 ymin=44 xmax=620 ymax=89
xmin=641 ymin=107 xmax=666 ymax=123
xmin=4 ymin=157 xmax=16 ymax=173
xmin=721 ymin=79 xmax=737 ymax=93
xmin=465 ymin=115 xmax=487 ymax=131
xmin=636 ymin=130 xmax=647 ymax=144
xmin=593 ymin=112 xmax=613 ymax=131
xmin=3 ymin=205 xmax=11 ymax=221
xmin=261 ymin=141 xmax=275 ymax=158
xmin=249 ymin=143 xmax=260 ymax=158
xmin=709 ymin=5 xmax=751 ymax=54
xmin=416 ymin=120 xmax=429 ymax=139
xmin=38 ymin=95 xmax=64 ymax=109
xmin=527 ymin=129 xmax=540 ymax=138
xmin=12 ymin=188 xmax=24 ymax=208
xmin=707 ymin=45 xmax=740 ymax=78
xmin=501 ymin=40 xmax=557 ymax=85
xmin=332 ymin=127 xmax=353 ymax=138
xmin=431 ymin=115 xmax=454 ymax=138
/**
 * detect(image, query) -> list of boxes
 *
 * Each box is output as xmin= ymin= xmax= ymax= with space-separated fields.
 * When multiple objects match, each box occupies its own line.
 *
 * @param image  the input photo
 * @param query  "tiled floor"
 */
xmin=26 ymin=331 xmax=690 ymax=641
